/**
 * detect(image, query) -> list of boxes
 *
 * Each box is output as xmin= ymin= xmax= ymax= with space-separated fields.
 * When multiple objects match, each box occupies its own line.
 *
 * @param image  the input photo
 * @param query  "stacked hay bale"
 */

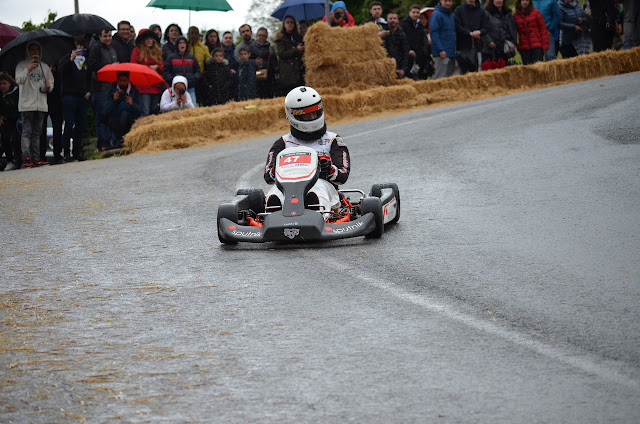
xmin=304 ymin=22 xmax=397 ymax=88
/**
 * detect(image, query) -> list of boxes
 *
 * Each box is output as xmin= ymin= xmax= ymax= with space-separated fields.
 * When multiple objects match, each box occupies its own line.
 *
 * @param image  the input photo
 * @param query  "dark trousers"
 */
xmin=40 ymin=102 xmax=63 ymax=159
xmin=62 ymin=94 xmax=88 ymax=158
xmin=520 ymin=48 xmax=544 ymax=65
xmin=109 ymin=110 xmax=133 ymax=144
xmin=0 ymin=119 xmax=20 ymax=164
xmin=257 ymin=79 xmax=274 ymax=99
xmin=559 ymin=44 xmax=578 ymax=59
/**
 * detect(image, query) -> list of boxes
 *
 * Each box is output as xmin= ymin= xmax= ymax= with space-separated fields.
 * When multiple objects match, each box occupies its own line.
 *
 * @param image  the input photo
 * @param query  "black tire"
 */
xmin=217 ymin=203 xmax=239 ymax=244
xmin=361 ymin=197 xmax=384 ymax=239
xmin=371 ymin=183 xmax=400 ymax=225
xmin=236 ymin=189 xmax=266 ymax=214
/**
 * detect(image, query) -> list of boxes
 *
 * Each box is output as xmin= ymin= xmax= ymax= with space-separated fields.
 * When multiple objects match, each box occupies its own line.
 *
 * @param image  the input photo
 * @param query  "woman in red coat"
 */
xmin=514 ymin=0 xmax=550 ymax=65
xmin=130 ymin=29 xmax=165 ymax=116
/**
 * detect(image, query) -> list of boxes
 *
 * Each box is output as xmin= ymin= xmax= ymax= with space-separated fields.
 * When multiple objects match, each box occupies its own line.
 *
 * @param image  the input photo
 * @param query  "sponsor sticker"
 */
xmin=231 ymin=230 xmax=261 ymax=237
xmin=325 ymin=221 xmax=363 ymax=233
xmin=284 ymin=228 xmax=300 ymax=239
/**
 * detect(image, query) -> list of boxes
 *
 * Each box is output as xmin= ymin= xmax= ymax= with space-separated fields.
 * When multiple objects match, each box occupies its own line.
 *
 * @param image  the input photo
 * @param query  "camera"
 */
xmin=177 ymin=88 xmax=185 ymax=96
xmin=334 ymin=11 xmax=343 ymax=19
xmin=32 ymin=55 xmax=40 ymax=62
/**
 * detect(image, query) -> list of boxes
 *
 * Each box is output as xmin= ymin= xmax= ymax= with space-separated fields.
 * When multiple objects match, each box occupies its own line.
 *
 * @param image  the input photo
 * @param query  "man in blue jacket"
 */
xmin=430 ymin=0 xmax=457 ymax=79
xmin=104 ymin=71 xmax=141 ymax=149
xmin=533 ymin=0 xmax=560 ymax=60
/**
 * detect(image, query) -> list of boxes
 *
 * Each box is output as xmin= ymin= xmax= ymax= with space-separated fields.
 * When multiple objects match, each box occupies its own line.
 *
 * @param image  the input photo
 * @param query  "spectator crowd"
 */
xmin=1 ymin=0 xmax=638 ymax=171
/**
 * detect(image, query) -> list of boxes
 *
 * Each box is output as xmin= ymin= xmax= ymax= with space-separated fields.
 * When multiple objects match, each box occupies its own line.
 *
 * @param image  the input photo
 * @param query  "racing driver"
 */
xmin=264 ymin=86 xmax=350 ymax=186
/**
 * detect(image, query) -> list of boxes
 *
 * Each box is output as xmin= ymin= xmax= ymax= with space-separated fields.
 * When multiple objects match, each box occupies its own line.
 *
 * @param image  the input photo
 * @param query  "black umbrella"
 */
xmin=0 ymin=28 xmax=74 ymax=73
xmin=49 ymin=13 xmax=115 ymax=36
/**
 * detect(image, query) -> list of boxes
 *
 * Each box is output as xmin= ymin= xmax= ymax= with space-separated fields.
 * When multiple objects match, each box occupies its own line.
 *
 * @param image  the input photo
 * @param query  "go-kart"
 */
xmin=217 ymin=146 xmax=400 ymax=244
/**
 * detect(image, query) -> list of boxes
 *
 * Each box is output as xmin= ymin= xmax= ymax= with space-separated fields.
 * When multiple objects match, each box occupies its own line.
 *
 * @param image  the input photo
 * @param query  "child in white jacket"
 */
xmin=159 ymin=75 xmax=194 ymax=113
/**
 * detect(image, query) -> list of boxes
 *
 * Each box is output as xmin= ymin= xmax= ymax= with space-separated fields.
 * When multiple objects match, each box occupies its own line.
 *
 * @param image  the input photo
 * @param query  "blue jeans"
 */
xmin=545 ymin=32 xmax=557 ymax=61
xmin=62 ymin=94 xmax=88 ymax=158
xmin=139 ymin=93 xmax=160 ymax=117
xmin=91 ymin=91 xmax=111 ymax=150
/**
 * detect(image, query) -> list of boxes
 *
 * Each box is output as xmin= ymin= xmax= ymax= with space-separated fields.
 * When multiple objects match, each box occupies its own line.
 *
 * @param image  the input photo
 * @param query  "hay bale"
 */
xmin=306 ymin=59 xmax=398 ymax=88
xmin=304 ymin=22 xmax=396 ymax=88
xmin=304 ymin=23 xmax=388 ymax=70
xmin=124 ymin=48 xmax=640 ymax=154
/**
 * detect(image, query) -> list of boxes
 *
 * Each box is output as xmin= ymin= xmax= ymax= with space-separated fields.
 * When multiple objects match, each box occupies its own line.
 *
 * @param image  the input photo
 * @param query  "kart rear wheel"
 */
xmin=237 ymin=189 xmax=266 ymax=214
xmin=217 ymin=203 xmax=239 ymax=245
xmin=371 ymin=183 xmax=400 ymax=225
xmin=361 ymin=197 xmax=384 ymax=239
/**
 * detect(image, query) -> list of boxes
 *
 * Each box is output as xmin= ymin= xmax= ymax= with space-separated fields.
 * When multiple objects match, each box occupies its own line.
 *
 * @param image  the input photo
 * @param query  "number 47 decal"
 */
xmin=279 ymin=154 xmax=312 ymax=166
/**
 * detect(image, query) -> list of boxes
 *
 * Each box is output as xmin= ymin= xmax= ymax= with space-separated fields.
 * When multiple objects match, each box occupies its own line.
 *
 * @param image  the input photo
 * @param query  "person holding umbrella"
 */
xmin=59 ymin=36 xmax=91 ymax=162
xmin=15 ymin=41 xmax=54 ymax=168
xmin=130 ymin=29 xmax=164 ymax=117
xmin=104 ymin=71 xmax=141 ymax=148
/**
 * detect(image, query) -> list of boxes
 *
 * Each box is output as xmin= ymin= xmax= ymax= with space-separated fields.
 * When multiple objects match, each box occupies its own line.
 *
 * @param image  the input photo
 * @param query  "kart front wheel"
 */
xmin=217 ymin=203 xmax=239 ymax=244
xmin=361 ymin=197 xmax=384 ymax=239
xmin=371 ymin=183 xmax=400 ymax=225
xmin=236 ymin=189 xmax=265 ymax=214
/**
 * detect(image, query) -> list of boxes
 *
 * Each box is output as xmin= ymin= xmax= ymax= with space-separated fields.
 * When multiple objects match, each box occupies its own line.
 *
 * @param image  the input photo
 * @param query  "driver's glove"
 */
xmin=319 ymin=156 xmax=337 ymax=180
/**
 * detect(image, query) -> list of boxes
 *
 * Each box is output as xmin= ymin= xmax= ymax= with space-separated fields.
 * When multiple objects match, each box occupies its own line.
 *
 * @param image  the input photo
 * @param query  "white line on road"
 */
xmin=313 ymin=255 xmax=640 ymax=390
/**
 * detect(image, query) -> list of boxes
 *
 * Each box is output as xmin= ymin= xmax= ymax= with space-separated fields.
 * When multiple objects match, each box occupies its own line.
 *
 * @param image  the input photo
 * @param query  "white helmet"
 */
xmin=285 ymin=86 xmax=325 ymax=133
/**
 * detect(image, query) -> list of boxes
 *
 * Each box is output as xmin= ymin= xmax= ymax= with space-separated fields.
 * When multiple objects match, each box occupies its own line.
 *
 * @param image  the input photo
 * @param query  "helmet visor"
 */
xmin=291 ymin=101 xmax=324 ymax=122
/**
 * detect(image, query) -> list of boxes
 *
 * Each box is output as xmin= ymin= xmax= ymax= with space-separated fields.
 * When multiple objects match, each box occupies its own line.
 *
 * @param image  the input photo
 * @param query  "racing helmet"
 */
xmin=285 ymin=86 xmax=325 ymax=133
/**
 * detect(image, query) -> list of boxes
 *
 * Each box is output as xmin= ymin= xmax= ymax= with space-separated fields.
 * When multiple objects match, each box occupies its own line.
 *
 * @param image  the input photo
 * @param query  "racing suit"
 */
xmin=264 ymin=129 xmax=350 ymax=186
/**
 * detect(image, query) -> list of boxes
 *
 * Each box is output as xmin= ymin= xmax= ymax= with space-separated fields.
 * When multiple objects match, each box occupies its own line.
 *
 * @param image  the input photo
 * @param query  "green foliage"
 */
xmin=21 ymin=11 xmax=57 ymax=32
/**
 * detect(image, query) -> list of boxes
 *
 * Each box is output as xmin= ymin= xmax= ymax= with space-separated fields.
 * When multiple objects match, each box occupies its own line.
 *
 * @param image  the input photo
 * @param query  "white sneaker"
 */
xmin=4 ymin=162 xmax=17 ymax=171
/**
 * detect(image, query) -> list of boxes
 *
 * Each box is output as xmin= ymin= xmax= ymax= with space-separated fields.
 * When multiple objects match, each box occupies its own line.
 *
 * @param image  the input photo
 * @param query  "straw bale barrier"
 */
xmin=304 ymin=23 xmax=398 ymax=88
xmin=125 ymin=42 xmax=640 ymax=154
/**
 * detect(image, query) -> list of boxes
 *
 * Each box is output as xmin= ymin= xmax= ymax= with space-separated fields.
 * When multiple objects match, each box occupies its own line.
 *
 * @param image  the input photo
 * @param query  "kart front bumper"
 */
xmin=218 ymin=211 xmax=377 ymax=243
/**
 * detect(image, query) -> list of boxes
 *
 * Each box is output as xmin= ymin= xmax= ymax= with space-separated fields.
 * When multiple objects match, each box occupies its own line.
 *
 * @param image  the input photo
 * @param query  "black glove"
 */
xmin=319 ymin=157 xmax=332 ymax=176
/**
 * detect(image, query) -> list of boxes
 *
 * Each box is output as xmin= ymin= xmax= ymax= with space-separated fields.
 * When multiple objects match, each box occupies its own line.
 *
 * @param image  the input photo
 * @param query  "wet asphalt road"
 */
xmin=1 ymin=72 xmax=639 ymax=423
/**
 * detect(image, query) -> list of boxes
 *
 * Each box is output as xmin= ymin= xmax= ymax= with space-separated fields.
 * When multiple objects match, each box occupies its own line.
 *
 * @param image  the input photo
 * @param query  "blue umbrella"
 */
xmin=271 ymin=0 xmax=333 ymax=22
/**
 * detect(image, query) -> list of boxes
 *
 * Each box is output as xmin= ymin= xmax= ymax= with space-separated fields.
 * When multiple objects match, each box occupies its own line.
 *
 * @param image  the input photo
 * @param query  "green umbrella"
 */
xmin=146 ymin=0 xmax=233 ymax=25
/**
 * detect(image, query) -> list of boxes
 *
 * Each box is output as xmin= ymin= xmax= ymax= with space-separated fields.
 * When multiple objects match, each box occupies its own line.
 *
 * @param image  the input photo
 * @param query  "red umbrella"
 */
xmin=97 ymin=63 xmax=167 ymax=88
xmin=0 ymin=22 xmax=21 ymax=48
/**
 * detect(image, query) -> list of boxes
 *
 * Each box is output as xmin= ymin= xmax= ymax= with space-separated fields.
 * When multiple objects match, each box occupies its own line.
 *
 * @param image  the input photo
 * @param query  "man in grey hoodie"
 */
xmin=15 ymin=41 xmax=54 ymax=168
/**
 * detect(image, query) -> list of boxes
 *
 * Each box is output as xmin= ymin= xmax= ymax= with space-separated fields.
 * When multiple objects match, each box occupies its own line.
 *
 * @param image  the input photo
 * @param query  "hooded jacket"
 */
xmin=322 ymin=1 xmax=356 ymax=27
xmin=514 ymin=7 xmax=550 ymax=51
xmin=558 ymin=0 xmax=587 ymax=46
xmin=163 ymin=36 xmax=201 ymax=88
xmin=160 ymin=75 xmax=194 ymax=112
xmin=430 ymin=3 xmax=457 ymax=58
xmin=14 ymin=41 xmax=54 ymax=112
